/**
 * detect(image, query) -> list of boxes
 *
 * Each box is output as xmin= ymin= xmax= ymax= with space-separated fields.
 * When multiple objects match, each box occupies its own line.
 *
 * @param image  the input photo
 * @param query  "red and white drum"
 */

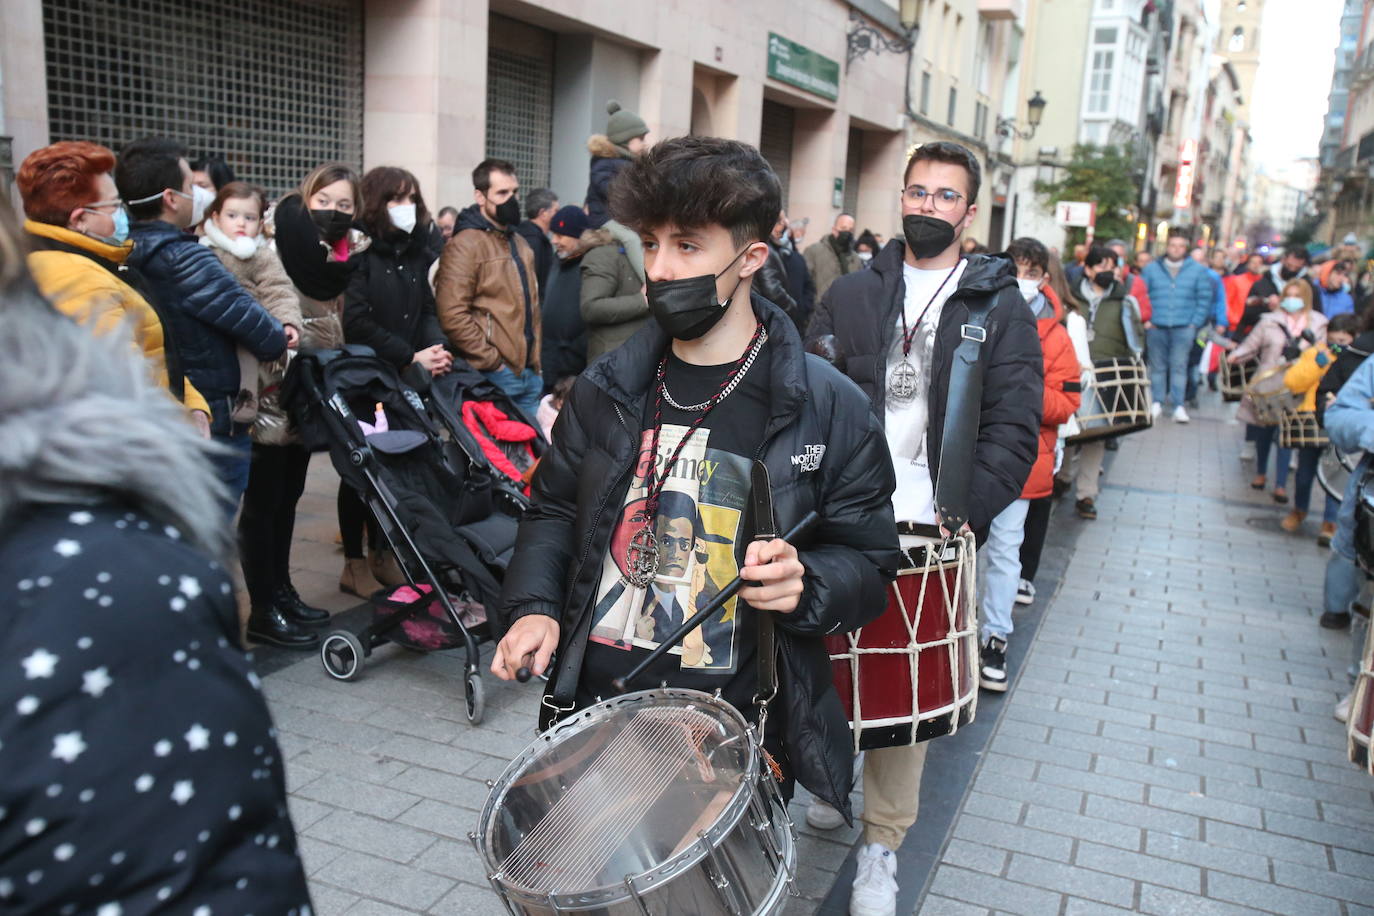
xmin=1350 ymin=612 xmax=1373 ymax=777
xmin=826 ymin=528 xmax=978 ymax=752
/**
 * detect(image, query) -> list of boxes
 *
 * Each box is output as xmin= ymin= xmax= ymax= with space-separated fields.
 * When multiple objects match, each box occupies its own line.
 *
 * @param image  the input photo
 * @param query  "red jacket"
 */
xmin=1023 ymin=294 xmax=1083 ymax=499
xmin=1123 ymin=267 xmax=1151 ymax=324
xmin=1223 ymin=271 xmax=1259 ymax=330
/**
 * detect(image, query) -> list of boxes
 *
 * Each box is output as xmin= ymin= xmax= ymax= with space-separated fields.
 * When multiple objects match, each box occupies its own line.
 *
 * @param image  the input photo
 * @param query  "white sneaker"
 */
xmin=1150 ymin=401 xmax=1163 ymax=419
xmin=1336 ymin=692 xmax=1352 ymax=723
xmin=1173 ymin=405 xmax=1190 ymax=423
xmin=806 ymin=799 xmax=846 ymax=830
xmin=850 ymin=842 xmax=898 ymax=916
xmin=1015 ymin=579 xmax=1035 ymax=605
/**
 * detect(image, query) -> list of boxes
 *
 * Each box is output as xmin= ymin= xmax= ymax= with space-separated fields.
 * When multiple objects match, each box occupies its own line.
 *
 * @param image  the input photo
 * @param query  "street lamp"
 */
xmin=997 ymin=91 xmax=1047 ymax=140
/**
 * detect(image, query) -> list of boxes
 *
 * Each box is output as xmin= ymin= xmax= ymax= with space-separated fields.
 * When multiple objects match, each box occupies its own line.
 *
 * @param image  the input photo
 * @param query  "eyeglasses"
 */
xmin=83 ymin=198 xmax=125 ymax=211
xmin=902 ymin=186 xmax=964 ymax=212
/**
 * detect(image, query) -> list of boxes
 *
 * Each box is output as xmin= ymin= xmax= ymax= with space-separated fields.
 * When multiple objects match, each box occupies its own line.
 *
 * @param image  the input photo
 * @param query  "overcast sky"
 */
xmin=1249 ymin=0 xmax=1347 ymax=173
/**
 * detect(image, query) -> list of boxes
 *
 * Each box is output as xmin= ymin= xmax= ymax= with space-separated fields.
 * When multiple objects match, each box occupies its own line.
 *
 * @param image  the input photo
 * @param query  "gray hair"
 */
xmin=0 ymin=286 xmax=232 ymax=558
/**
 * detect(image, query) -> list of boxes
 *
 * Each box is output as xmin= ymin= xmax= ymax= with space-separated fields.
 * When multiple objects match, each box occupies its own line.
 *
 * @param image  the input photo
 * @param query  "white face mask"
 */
xmin=189 ymin=184 xmax=214 ymax=226
xmin=1016 ymin=277 xmax=1042 ymax=302
xmin=389 ymin=203 xmax=418 ymax=235
xmin=857 ymin=251 xmax=873 ymax=264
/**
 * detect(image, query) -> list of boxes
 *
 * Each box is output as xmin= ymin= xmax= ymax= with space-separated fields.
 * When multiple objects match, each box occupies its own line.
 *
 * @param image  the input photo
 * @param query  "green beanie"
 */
xmin=606 ymin=100 xmax=649 ymax=145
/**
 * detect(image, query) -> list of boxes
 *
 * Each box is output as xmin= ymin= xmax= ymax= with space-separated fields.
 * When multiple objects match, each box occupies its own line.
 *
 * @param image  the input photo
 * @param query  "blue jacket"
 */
xmin=1323 ymin=356 xmax=1374 ymax=562
xmin=1208 ymin=270 xmax=1228 ymax=328
xmin=1141 ymin=257 xmax=1214 ymax=329
xmin=127 ymin=221 xmax=286 ymax=430
xmin=1323 ymin=285 xmax=1355 ymax=319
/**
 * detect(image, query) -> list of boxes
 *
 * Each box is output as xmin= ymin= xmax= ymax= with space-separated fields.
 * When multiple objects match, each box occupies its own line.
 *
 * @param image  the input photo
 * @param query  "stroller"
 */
xmin=284 ymin=346 xmax=542 ymax=724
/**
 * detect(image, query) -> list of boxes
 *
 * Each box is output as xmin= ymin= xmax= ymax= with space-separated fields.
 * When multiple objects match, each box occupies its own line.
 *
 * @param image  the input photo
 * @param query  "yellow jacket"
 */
xmin=25 ymin=220 xmax=210 ymax=418
xmin=1283 ymin=343 xmax=1334 ymax=412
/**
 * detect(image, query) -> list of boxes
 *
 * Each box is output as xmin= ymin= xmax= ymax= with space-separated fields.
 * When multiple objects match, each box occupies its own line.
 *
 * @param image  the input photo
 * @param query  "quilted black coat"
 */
xmin=498 ymin=296 xmax=901 ymax=818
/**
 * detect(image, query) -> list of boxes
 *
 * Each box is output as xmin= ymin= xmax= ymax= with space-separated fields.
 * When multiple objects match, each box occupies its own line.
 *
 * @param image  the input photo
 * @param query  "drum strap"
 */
xmin=934 ymin=295 xmax=997 ymax=533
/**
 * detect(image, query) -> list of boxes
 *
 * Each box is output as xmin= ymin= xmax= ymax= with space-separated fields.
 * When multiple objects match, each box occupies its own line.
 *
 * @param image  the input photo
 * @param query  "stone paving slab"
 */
xmin=912 ymin=395 xmax=1374 ymax=915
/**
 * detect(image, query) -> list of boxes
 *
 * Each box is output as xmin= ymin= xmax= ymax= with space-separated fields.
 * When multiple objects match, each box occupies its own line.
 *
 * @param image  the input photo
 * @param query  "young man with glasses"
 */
xmin=806 ymin=141 xmax=1042 ymax=916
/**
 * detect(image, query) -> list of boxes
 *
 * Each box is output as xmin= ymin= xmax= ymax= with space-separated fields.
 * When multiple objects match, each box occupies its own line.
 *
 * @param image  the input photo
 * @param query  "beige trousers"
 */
xmin=1058 ymin=440 xmax=1107 ymax=501
xmin=859 ymin=741 xmax=930 ymax=850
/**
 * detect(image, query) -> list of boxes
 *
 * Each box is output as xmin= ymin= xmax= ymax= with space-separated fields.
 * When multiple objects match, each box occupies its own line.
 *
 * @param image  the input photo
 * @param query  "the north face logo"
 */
xmin=791 ymin=444 xmax=825 ymax=472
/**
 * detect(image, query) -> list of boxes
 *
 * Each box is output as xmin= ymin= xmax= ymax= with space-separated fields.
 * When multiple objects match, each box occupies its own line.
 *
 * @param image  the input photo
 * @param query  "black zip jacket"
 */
xmin=499 ymin=297 xmax=901 ymax=816
xmin=806 ymin=241 xmax=1043 ymax=537
xmin=343 ymin=228 xmax=446 ymax=369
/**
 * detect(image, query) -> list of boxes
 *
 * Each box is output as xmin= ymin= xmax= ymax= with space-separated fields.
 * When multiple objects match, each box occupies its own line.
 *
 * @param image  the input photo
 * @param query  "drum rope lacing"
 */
xmin=499 ymin=705 xmax=725 ymax=893
xmin=828 ymin=531 xmax=979 ymax=753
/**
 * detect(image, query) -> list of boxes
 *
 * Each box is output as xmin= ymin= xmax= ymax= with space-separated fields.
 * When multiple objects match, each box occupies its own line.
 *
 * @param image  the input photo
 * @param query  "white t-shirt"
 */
xmin=886 ymin=260 xmax=967 ymax=524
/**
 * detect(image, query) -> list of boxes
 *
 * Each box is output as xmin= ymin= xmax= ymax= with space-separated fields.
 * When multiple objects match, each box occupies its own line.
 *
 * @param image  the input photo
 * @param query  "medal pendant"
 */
xmin=888 ymin=359 xmax=919 ymax=403
xmin=624 ymin=526 xmax=660 ymax=587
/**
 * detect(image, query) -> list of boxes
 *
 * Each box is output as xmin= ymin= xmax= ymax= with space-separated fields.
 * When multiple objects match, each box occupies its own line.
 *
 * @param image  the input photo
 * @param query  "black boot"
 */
xmin=247 ymin=606 xmax=319 ymax=649
xmin=274 ymin=583 xmax=330 ymax=628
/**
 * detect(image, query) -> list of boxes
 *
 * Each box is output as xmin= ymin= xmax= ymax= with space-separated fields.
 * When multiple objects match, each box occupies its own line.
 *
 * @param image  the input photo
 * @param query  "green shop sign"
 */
xmin=767 ymin=33 xmax=840 ymax=102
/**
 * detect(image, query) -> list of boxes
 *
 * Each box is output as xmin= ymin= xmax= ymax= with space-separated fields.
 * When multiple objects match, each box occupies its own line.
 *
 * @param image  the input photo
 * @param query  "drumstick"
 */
xmin=515 ymin=651 xmax=534 ymax=683
xmin=612 ymin=511 xmax=820 ymax=694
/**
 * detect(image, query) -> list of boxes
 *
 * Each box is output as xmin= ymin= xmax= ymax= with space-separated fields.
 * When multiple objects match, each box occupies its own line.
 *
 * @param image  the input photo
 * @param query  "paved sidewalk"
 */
xmin=916 ymin=394 xmax=1374 ymax=915
xmin=258 ymin=389 xmax=1374 ymax=914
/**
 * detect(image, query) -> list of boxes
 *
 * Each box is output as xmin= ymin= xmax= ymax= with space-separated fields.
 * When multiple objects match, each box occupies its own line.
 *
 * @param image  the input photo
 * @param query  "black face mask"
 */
xmin=1280 ymin=265 xmax=1300 ymax=281
xmin=834 ymin=231 xmax=854 ymax=250
xmin=646 ymin=248 xmax=748 ymax=340
xmin=310 ymin=208 xmax=353 ymax=244
xmin=1092 ymin=271 xmax=1115 ymax=289
xmin=493 ymin=196 xmax=521 ymax=227
xmin=903 ymin=214 xmax=958 ymax=260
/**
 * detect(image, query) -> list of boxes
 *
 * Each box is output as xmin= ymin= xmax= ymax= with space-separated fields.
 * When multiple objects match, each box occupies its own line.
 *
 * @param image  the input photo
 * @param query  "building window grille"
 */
xmin=947 ymin=87 xmax=957 ymax=127
xmin=485 ymin=15 xmax=554 ymax=191
xmin=760 ymin=100 xmax=796 ymax=208
xmin=921 ymin=72 xmax=932 ymax=115
xmin=42 ymin=0 xmax=363 ymax=198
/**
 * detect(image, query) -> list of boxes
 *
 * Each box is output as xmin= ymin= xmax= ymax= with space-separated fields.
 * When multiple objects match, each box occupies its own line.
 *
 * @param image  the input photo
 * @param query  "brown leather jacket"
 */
xmin=435 ymin=204 xmax=541 ymax=372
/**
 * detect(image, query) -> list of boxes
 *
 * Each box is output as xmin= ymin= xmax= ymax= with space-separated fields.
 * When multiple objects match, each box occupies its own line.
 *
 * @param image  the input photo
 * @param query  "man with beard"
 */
xmin=435 ymin=158 xmax=542 ymax=417
xmin=1252 ymin=245 xmax=1323 ymax=314
xmin=805 ymin=140 xmax=1043 ymax=916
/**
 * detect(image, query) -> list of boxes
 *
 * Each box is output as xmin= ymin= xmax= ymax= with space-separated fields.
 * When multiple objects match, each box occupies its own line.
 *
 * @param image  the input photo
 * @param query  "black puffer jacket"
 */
xmin=500 ymin=297 xmax=901 ymax=816
xmin=807 ymin=241 xmax=1042 ymax=537
xmin=342 ymin=228 xmax=446 ymax=369
xmin=126 ymin=220 xmax=286 ymax=432
xmin=754 ymin=245 xmax=799 ymax=324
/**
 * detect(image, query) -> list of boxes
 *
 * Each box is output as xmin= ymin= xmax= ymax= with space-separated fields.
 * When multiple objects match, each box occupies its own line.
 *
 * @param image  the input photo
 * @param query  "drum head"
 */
xmin=1319 ymin=445 xmax=1353 ymax=500
xmin=477 ymin=688 xmax=758 ymax=907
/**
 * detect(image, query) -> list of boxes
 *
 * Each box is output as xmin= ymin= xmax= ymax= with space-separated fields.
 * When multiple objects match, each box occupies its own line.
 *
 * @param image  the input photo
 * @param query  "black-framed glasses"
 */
xmin=902 ymin=185 xmax=964 ymax=212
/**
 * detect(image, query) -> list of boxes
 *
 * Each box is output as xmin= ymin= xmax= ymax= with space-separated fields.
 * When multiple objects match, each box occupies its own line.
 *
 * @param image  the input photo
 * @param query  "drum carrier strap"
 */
xmin=933 ymin=292 xmax=998 ymax=534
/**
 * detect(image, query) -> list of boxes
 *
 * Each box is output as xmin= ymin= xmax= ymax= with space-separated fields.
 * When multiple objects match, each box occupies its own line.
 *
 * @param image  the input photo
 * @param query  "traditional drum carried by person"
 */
xmin=1065 ymin=357 xmax=1153 ymax=445
xmin=1219 ymin=356 xmax=1257 ymax=403
xmin=1320 ymin=444 xmax=1361 ymax=501
xmin=471 ymin=688 xmax=795 ymax=915
xmin=826 ymin=527 xmax=977 ymax=751
xmin=1354 ymin=470 xmax=1374 ymax=578
xmin=1279 ymin=408 xmax=1328 ymax=449
xmin=1244 ymin=363 xmax=1299 ymax=427
xmin=1350 ymin=610 xmax=1374 ymax=777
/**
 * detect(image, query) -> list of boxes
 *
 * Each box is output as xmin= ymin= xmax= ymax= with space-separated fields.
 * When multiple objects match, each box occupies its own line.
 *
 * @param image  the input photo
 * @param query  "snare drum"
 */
xmin=473 ymin=688 xmax=795 ymax=915
xmin=826 ymin=529 xmax=977 ymax=752
xmin=1350 ymin=611 xmax=1373 ymax=777
xmin=1244 ymin=363 xmax=1299 ymax=427
xmin=1319 ymin=445 xmax=1360 ymax=500
xmin=1278 ymin=409 xmax=1328 ymax=449
xmin=1066 ymin=357 xmax=1153 ymax=446
xmin=1220 ymin=357 xmax=1257 ymax=403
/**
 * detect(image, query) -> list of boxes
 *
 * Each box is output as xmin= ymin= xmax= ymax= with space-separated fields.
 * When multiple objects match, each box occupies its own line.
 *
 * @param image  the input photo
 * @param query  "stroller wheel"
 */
xmin=465 ymin=672 xmax=485 ymax=724
xmin=321 ymin=630 xmax=366 ymax=681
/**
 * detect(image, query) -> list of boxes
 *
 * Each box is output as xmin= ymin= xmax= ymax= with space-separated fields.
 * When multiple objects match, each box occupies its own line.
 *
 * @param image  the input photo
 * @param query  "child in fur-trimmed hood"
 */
xmin=198 ymin=182 xmax=302 ymax=422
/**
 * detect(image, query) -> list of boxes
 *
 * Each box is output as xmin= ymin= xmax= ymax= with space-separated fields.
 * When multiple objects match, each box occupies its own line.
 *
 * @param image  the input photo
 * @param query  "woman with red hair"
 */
xmin=17 ymin=140 xmax=210 ymax=429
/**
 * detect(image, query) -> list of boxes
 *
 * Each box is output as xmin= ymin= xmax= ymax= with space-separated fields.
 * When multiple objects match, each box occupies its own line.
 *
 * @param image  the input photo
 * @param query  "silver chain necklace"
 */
xmin=659 ymin=328 xmax=769 ymax=412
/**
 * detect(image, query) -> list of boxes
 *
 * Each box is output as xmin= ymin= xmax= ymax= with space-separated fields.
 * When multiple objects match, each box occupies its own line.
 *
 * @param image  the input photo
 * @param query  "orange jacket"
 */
xmin=1223 ymin=271 xmax=1259 ymax=329
xmin=1024 ymin=294 xmax=1083 ymax=499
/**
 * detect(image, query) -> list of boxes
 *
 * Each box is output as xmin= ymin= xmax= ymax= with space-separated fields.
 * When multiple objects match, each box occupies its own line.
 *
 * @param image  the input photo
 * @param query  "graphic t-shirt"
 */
xmin=886 ymin=260 xmax=966 ymax=523
xmin=582 ymin=346 xmax=771 ymax=711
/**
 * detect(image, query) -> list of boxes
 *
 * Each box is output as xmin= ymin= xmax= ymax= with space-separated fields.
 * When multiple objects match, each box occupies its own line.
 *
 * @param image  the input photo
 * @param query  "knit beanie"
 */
xmin=549 ymin=205 xmax=589 ymax=239
xmin=606 ymin=100 xmax=649 ymax=146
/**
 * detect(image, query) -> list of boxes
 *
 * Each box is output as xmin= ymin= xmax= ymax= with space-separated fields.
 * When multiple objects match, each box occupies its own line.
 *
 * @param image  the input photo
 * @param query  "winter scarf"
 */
xmin=273 ymin=193 xmax=354 ymax=300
